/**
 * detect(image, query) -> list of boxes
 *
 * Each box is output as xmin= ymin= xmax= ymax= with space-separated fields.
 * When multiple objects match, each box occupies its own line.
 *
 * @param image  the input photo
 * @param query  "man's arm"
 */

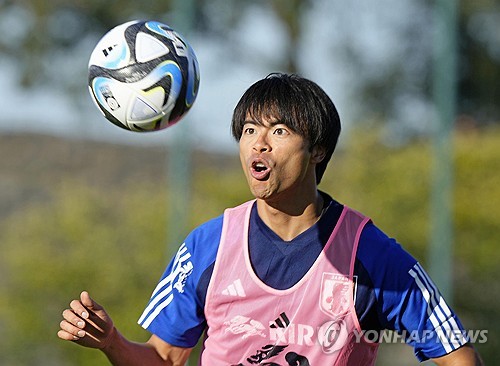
xmin=100 ymin=332 xmax=192 ymax=366
xmin=430 ymin=344 xmax=483 ymax=366
xmin=58 ymin=291 xmax=192 ymax=366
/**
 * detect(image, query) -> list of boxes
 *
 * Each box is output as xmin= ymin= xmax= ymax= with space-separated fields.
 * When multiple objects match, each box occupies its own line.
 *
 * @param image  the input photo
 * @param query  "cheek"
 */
xmin=239 ymin=153 xmax=247 ymax=174
xmin=279 ymin=153 xmax=309 ymax=178
xmin=283 ymin=144 xmax=311 ymax=165
xmin=238 ymin=142 xmax=247 ymax=162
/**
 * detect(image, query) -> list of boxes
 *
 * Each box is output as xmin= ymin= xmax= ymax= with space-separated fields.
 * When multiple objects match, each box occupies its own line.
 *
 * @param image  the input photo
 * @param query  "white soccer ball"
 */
xmin=88 ymin=20 xmax=200 ymax=132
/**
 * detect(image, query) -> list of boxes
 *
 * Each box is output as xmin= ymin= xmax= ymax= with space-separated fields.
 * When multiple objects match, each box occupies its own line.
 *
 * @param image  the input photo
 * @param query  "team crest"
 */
xmin=320 ymin=273 xmax=353 ymax=319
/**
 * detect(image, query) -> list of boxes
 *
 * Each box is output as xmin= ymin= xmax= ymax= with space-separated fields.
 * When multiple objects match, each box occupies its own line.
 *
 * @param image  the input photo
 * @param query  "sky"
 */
xmin=0 ymin=0 xmax=425 ymax=153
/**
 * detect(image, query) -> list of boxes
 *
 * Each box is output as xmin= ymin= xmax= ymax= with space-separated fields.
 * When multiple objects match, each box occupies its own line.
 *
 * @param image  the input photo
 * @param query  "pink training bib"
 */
xmin=202 ymin=200 xmax=379 ymax=365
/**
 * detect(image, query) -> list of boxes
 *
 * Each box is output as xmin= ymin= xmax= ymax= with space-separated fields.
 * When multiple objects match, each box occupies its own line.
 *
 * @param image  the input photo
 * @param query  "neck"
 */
xmin=256 ymin=191 xmax=324 ymax=241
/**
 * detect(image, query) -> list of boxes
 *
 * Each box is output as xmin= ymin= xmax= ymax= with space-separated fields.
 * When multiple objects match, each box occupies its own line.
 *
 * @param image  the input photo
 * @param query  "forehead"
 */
xmin=243 ymin=100 xmax=283 ymax=120
xmin=244 ymin=108 xmax=291 ymax=127
xmin=237 ymin=101 xmax=304 ymax=136
xmin=244 ymin=113 xmax=282 ymax=125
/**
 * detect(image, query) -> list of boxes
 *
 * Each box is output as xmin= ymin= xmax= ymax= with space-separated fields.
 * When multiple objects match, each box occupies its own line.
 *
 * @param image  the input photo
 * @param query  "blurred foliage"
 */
xmin=0 ymin=126 xmax=498 ymax=365
xmin=0 ymin=181 xmax=168 ymax=365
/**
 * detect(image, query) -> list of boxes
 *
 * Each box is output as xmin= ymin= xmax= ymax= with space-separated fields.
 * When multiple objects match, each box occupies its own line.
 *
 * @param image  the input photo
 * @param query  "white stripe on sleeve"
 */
xmin=138 ymin=243 xmax=192 ymax=328
xmin=408 ymin=263 xmax=468 ymax=353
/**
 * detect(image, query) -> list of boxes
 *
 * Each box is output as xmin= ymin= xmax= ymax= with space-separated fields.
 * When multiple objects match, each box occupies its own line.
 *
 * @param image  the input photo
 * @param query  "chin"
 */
xmin=249 ymin=187 xmax=273 ymax=201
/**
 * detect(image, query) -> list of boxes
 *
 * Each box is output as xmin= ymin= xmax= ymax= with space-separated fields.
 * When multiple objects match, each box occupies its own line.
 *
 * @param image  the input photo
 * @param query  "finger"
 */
xmin=81 ymin=310 xmax=111 ymax=337
xmin=60 ymin=315 xmax=112 ymax=350
xmin=62 ymin=309 xmax=86 ymax=328
xmin=57 ymin=329 xmax=80 ymax=341
xmin=80 ymin=291 xmax=103 ymax=312
xmin=79 ymin=319 xmax=105 ymax=340
xmin=59 ymin=319 xmax=86 ymax=339
xmin=79 ymin=292 xmax=112 ymax=332
xmin=70 ymin=299 xmax=90 ymax=320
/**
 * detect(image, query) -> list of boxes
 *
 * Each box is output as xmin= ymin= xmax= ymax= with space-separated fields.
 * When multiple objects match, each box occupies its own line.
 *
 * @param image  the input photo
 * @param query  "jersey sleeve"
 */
xmin=358 ymin=224 xmax=469 ymax=361
xmin=137 ymin=215 xmax=223 ymax=348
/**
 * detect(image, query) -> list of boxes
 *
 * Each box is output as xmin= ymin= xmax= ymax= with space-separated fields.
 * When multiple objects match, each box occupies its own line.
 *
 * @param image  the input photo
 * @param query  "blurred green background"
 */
xmin=0 ymin=0 xmax=498 ymax=365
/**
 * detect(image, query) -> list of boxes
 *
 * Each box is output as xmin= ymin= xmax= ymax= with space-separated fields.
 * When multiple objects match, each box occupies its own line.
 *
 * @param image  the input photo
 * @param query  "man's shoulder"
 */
xmin=191 ymin=214 xmax=225 ymax=236
xmin=185 ymin=200 xmax=254 ymax=263
xmin=355 ymin=223 xmax=418 ymax=294
xmin=186 ymin=214 xmax=224 ymax=256
xmin=358 ymin=223 xmax=417 ymax=267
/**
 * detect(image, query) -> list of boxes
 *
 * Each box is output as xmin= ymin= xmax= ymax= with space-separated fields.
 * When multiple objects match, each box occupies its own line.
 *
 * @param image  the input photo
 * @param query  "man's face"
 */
xmin=239 ymin=115 xmax=319 ymax=202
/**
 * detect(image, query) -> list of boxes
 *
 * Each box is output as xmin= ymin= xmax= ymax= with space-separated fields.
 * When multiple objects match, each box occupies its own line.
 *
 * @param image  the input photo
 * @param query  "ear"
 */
xmin=310 ymin=145 xmax=326 ymax=164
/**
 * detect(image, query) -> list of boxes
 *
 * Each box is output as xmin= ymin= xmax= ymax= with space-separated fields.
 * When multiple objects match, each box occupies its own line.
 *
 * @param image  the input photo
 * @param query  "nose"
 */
xmin=253 ymin=132 xmax=271 ymax=153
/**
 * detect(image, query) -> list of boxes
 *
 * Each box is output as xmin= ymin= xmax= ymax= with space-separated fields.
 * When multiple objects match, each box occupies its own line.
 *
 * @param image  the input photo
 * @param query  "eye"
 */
xmin=273 ymin=127 xmax=288 ymax=136
xmin=243 ymin=127 xmax=255 ymax=135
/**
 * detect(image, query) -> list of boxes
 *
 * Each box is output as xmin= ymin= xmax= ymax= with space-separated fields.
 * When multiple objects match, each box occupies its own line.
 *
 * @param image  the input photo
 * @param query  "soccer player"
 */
xmin=58 ymin=73 xmax=483 ymax=365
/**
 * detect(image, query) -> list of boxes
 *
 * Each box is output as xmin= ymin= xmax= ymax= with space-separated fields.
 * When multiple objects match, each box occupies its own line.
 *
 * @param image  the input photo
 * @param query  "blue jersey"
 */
xmin=138 ymin=195 xmax=468 ymax=361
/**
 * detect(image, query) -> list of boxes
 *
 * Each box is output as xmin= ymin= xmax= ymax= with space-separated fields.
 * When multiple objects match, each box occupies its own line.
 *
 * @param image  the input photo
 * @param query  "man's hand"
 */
xmin=58 ymin=291 xmax=193 ymax=365
xmin=58 ymin=291 xmax=115 ymax=350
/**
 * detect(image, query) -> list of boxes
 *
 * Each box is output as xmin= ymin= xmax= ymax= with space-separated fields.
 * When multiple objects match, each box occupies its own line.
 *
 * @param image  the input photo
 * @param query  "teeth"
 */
xmin=252 ymin=162 xmax=267 ymax=173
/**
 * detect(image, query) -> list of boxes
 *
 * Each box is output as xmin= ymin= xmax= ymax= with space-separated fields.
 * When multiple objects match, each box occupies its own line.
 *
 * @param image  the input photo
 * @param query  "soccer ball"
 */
xmin=88 ymin=20 xmax=200 ymax=132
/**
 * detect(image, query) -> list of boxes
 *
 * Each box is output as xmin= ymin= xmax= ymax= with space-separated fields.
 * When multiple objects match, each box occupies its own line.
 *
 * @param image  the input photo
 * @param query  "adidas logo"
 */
xmin=270 ymin=312 xmax=290 ymax=329
xmin=222 ymin=279 xmax=246 ymax=297
xmin=102 ymin=44 xmax=118 ymax=57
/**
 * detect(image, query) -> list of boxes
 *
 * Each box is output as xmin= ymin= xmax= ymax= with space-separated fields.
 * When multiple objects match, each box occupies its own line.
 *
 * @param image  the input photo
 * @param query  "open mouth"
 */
xmin=251 ymin=160 xmax=270 ymax=180
xmin=253 ymin=162 xmax=267 ymax=172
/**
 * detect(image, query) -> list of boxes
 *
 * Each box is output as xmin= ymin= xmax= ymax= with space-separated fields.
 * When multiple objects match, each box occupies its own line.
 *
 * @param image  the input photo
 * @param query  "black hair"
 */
xmin=231 ymin=73 xmax=341 ymax=184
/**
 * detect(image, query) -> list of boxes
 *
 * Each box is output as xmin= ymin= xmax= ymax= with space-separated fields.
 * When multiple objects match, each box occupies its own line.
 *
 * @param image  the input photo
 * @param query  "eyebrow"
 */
xmin=243 ymin=119 xmax=285 ymax=127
